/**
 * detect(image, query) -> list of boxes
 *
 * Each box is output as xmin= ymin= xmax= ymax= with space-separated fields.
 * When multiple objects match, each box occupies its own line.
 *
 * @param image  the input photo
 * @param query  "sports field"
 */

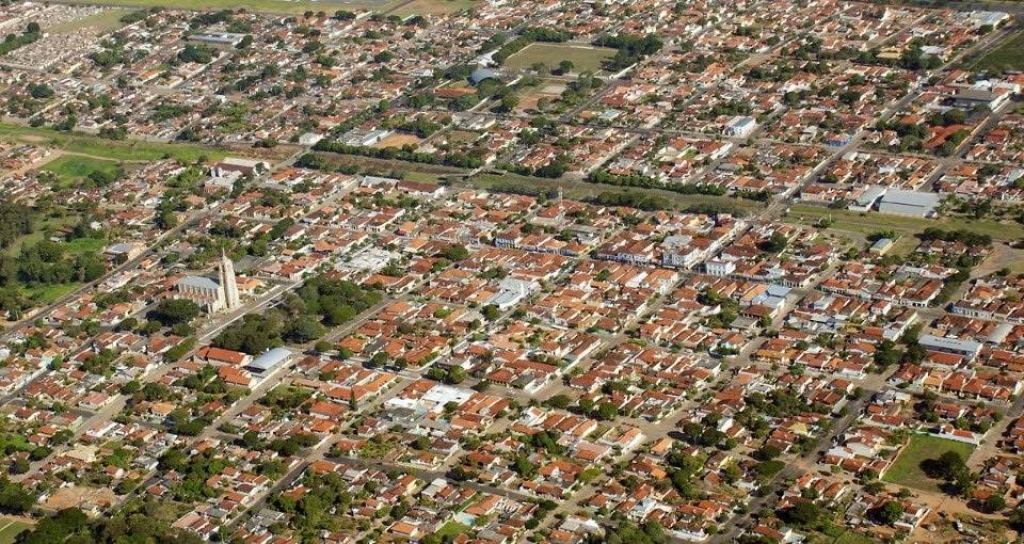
xmin=504 ymin=43 xmax=618 ymax=73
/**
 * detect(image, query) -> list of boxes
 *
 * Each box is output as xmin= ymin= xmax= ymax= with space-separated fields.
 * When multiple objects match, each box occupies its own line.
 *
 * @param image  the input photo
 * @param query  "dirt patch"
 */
xmin=44 ymin=486 xmax=116 ymax=511
xmin=374 ymin=133 xmax=422 ymax=149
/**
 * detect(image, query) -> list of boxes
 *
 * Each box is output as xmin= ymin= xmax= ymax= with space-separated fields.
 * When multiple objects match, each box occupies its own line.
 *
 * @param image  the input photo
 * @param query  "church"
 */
xmin=174 ymin=252 xmax=241 ymax=312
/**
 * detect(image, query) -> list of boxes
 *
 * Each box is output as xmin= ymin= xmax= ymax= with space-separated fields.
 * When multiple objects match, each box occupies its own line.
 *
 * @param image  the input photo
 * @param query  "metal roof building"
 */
xmin=469 ymin=68 xmax=499 ymax=86
xmin=245 ymin=347 xmax=293 ymax=374
xmin=919 ymin=335 xmax=982 ymax=358
xmin=877 ymin=190 xmax=940 ymax=218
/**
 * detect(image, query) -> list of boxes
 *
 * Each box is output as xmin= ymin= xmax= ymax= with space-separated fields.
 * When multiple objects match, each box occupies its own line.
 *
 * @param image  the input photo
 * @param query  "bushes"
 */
xmin=593 ymin=33 xmax=664 ymax=70
xmin=177 ymin=44 xmax=214 ymax=64
xmin=310 ymin=140 xmax=484 ymax=169
xmin=0 ymin=478 xmax=34 ymax=513
xmin=918 ymin=227 xmax=992 ymax=248
xmin=149 ymin=298 xmax=202 ymax=326
xmin=163 ymin=336 xmax=196 ymax=363
xmin=0 ymin=24 xmax=42 ymax=56
xmin=213 ymin=314 xmax=283 ymax=355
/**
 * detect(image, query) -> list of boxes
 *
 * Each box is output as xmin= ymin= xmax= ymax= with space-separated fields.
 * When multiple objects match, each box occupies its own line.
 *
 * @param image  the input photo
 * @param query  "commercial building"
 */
xmin=877 ymin=190 xmax=940 ymax=218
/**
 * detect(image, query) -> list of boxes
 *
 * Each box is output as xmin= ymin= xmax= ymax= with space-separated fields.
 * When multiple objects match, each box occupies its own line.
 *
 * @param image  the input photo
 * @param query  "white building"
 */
xmin=174 ymin=252 xmax=241 ymax=312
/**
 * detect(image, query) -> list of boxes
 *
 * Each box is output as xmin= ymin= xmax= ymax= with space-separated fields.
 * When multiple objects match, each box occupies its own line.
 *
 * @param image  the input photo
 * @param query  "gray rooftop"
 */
xmin=246 ymin=347 xmax=293 ymax=372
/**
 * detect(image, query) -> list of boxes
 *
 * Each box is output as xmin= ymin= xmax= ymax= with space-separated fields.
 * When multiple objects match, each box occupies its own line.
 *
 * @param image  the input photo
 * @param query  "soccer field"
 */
xmin=504 ymin=43 xmax=618 ymax=73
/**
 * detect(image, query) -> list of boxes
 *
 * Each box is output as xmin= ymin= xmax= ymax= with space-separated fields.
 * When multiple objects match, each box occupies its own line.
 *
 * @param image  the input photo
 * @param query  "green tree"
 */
xmin=149 ymin=298 xmax=201 ymax=326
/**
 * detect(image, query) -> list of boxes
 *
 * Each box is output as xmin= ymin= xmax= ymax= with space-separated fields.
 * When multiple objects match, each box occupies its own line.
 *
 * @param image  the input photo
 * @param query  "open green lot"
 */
xmin=969 ymin=30 xmax=1024 ymax=74
xmin=882 ymin=434 xmax=976 ymax=493
xmin=787 ymin=204 xmax=1024 ymax=242
xmin=24 ymin=283 xmax=82 ymax=305
xmin=0 ymin=520 xmax=30 ymax=544
xmin=504 ymin=43 xmax=618 ymax=73
xmin=61 ymin=0 xmax=403 ymax=14
xmin=831 ymin=531 xmax=878 ymax=544
xmin=391 ymin=0 xmax=477 ymax=17
xmin=64 ymin=238 xmax=108 ymax=254
xmin=49 ymin=8 xmax=132 ymax=34
xmin=42 ymin=155 xmax=122 ymax=186
xmin=0 ymin=123 xmax=225 ymax=163
xmin=432 ymin=521 xmax=470 ymax=540
xmin=3 ymin=214 xmax=82 ymax=257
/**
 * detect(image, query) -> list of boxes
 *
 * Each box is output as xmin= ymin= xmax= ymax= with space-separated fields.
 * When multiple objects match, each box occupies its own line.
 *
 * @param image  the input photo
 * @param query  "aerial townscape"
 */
xmin=1 ymin=0 xmax=1024 ymax=543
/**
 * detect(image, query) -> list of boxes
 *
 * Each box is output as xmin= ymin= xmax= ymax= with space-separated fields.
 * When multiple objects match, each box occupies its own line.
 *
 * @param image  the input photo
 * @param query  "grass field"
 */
xmin=0 ymin=520 xmax=30 ymax=544
xmin=42 ymin=155 xmax=122 ymax=186
xmin=832 ymin=531 xmax=877 ymax=544
xmin=787 ymin=204 xmax=1024 ymax=242
xmin=62 ymin=0 xmax=403 ymax=14
xmin=3 ymin=214 xmax=82 ymax=257
xmin=391 ymin=0 xmax=477 ymax=16
xmin=399 ymin=170 xmax=445 ymax=184
xmin=882 ymin=434 xmax=976 ymax=493
xmin=504 ymin=43 xmax=618 ymax=73
xmin=969 ymin=31 xmax=1024 ymax=73
xmin=25 ymin=283 xmax=82 ymax=304
xmin=49 ymin=8 xmax=131 ymax=34
xmin=468 ymin=172 xmax=767 ymax=216
xmin=0 ymin=123 xmax=225 ymax=162
xmin=433 ymin=521 xmax=469 ymax=540
xmin=64 ymin=237 xmax=107 ymax=254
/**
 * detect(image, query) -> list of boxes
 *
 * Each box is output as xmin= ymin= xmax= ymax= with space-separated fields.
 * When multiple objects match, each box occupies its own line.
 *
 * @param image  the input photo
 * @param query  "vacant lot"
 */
xmin=518 ymin=81 xmax=565 ymax=112
xmin=62 ymin=0 xmax=402 ymax=15
xmin=44 ymin=486 xmax=116 ymax=511
xmin=42 ymin=155 xmax=122 ymax=186
xmin=505 ymin=43 xmax=617 ymax=74
xmin=391 ymin=0 xmax=477 ymax=16
xmin=49 ymin=8 xmax=131 ymax=34
xmin=787 ymin=204 xmax=1024 ymax=242
xmin=970 ymin=30 xmax=1024 ymax=74
xmin=883 ymin=434 xmax=976 ymax=493
xmin=374 ymin=133 xmax=422 ymax=149
xmin=0 ymin=123 xmax=226 ymax=162
xmin=25 ymin=283 xmax=82 ymax=305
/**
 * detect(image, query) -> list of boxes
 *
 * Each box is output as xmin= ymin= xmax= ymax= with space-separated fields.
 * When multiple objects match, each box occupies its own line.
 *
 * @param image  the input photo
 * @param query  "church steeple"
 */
xmin=219 ymin=250 xmax=240 ymax=310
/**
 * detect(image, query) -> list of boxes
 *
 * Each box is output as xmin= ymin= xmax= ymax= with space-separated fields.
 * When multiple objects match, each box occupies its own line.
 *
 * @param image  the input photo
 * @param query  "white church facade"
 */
xmin=174 ymin=252 xmax=242 ymax=312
